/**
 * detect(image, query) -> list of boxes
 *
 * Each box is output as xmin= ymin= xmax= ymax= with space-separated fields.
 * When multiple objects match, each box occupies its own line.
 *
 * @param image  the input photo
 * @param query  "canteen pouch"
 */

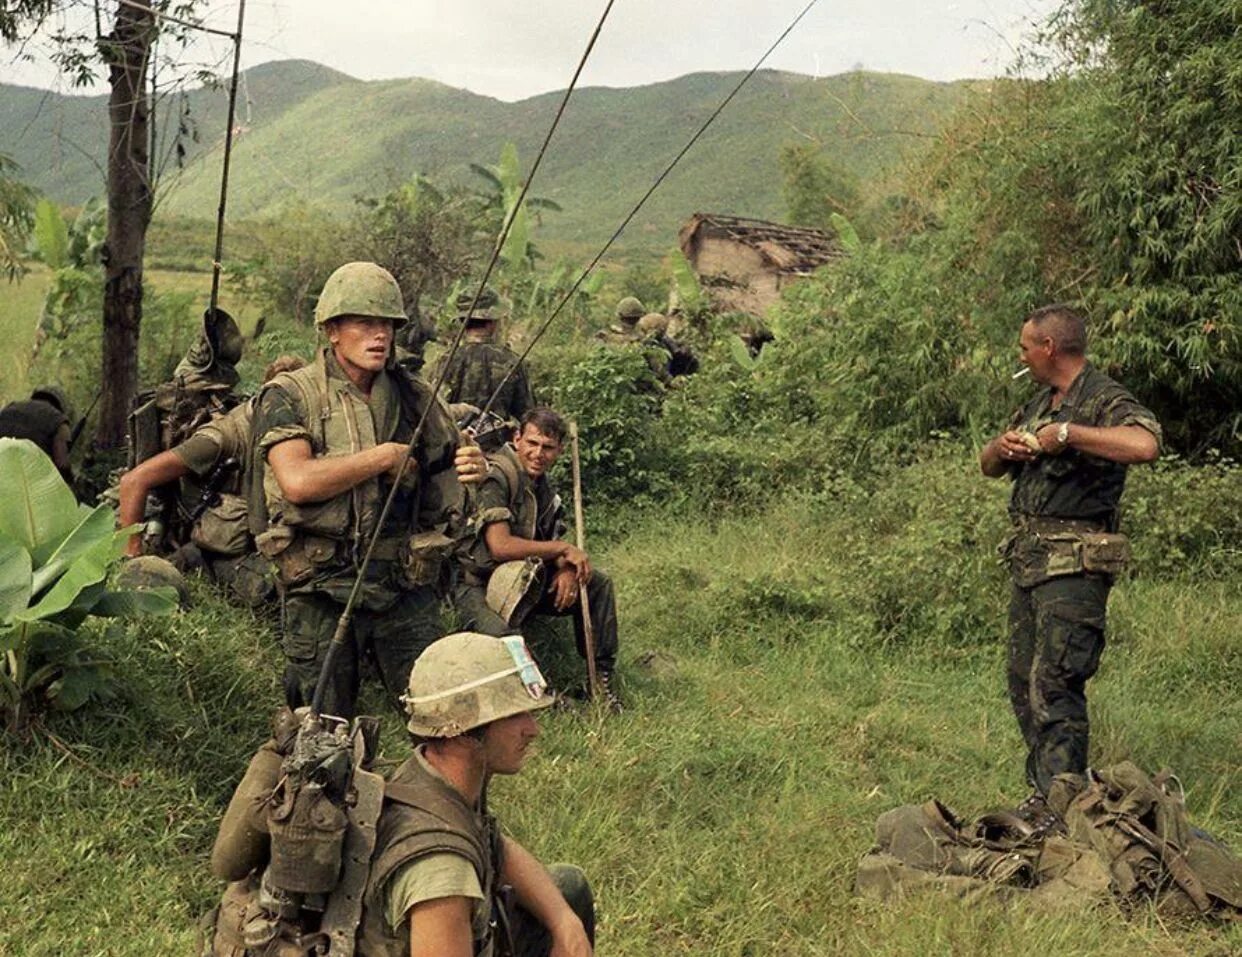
xmin=1080 ymin=531 xmax=1130 ymax=576
xmin=402 ymin=528 xmax=455 ymax=589
xmin=192 ymin=493 xmax=250 ymax=556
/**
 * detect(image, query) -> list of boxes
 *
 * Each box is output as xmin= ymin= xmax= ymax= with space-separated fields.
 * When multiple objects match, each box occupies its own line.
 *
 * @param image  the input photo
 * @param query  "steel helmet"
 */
xmin=636 ymin=312 xmax=669 ymax=337
xmin=403 ymin=632 xmax=553 ymax=737
xmin=115 ymin=555 xmax=190 ymax=608
xmin=615 ymin=297 xmax=644 ymax=321
xmin=485 ymin=557 xmax=545 ymax=626
xmin=314 ymin=262 xmax=407 ymax=328
xmin=455 ymin=285 xmax=508 ymax=320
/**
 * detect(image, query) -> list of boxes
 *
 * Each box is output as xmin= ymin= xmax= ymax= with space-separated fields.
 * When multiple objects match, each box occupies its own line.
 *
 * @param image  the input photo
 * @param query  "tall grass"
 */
xmin=1 ymin=450 xmax=1237 ymax=956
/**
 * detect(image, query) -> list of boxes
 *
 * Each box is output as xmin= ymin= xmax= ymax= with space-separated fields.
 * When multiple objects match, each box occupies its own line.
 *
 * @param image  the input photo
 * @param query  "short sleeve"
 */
xmin=1100 ymin=392 xmax=1162 ymax=446
xmin=253 ymin=384 xmax=312 ymax=456
xmin=171 ymin=431 xmax=224 ymax=478
xmin=385 ymin=852 xmax=484 ymax=931
xmin=474 ymin=470 xmax=514 ymax=527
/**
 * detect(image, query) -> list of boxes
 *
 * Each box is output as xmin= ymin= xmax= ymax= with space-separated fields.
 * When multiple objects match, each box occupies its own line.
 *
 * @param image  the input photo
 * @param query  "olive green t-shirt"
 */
xmin=383 ymin=749 xmax=489 ymax=938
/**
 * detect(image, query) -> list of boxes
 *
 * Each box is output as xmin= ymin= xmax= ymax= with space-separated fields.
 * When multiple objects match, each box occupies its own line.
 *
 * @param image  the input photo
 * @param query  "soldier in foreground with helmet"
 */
xmin=433 ymin=286 xmax=535 ymax=425
xmin=249 ymin=262 xmax=488 ymax=720
xmin=202 ymin=632 xmax=595 ymax=957
xmin=0 ymin=385 xmax=76 ymax=484
xmin=454 ymin=407 xmax=622 ymax=712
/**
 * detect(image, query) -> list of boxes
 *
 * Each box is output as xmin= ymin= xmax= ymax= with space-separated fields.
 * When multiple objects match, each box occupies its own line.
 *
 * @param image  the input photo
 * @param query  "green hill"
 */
xmin=2 ymin=61 xmax=973 ymax=250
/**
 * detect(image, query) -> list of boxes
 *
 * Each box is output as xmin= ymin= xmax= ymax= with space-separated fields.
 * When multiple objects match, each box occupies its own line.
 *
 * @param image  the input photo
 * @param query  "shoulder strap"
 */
xmin=488 ymin=447 xmax=523 ymax=517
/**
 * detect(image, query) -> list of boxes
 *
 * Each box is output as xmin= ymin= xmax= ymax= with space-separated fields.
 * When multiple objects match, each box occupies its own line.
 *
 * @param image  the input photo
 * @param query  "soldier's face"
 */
xmin=480 ymin=710 xmax=539 ymax=775
xmin=1018 ymin=321 xmax=1054 ymax=384
xmin=514 ymin=425 xmax=562 ymax=478
xmin=328 ymin=316 xmax=393 ymax=374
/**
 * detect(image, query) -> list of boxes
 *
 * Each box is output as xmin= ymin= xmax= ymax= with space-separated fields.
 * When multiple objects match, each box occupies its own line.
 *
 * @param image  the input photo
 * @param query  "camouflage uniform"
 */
xmin=250 ymin=348 xmax=464 ymax=719
xmin=435 ymin=337 xmax=535 ymax=423
xmin=1000 ymin=363 xmax=1161 ymax=794
xmin=453 ymin=445 xmax=619 ymax=678
xmin=169 ymin=399 xmax=273 ymax=607
xmin=434 ymin=288 xmax=534 ymax=423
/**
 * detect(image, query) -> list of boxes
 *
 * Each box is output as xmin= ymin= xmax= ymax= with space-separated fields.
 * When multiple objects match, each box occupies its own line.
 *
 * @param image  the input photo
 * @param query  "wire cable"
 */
xmin=477 ymin=0 xmax=822 ymax=422
xmin=309 ymin=0 xmax=619 ymax=716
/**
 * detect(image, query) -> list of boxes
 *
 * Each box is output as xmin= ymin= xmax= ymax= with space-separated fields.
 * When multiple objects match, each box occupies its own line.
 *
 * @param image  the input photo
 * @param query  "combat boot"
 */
xmin=596 ymin=668 xmax=623 ymax=714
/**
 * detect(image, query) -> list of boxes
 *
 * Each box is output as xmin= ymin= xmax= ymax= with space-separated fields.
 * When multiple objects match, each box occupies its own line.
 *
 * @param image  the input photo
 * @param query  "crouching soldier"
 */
xmin=454 ymin=408 xmax=622 ymax=712
xmin=202 ymin=632 xmax=595 ymax=957
xmin=116 ymin=355 xmax=306 ymax=608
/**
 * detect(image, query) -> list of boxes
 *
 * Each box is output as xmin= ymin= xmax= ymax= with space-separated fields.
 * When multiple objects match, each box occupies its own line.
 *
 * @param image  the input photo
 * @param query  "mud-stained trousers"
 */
xmin=280 ymin=585 xmax=442 ymax=720
xmin=453 ymin=568 xmax=619 ymax=674
xmin=1007 ymin=573 xmax=1110 ymax=795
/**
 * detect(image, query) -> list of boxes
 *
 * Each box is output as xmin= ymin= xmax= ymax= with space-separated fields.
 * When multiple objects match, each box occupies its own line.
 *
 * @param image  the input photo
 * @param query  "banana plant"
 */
xmin=0 ymin=438 xmax=175 ymax=735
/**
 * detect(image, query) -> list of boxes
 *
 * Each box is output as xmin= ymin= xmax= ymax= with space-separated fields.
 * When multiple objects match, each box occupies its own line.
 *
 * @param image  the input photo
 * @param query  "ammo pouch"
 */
xmin=192 ymin=493 xmax=250 ymax=557
xmin=256 ymin=528 xmax=339 ymax=587
xmin=1038 ymin=531 xmax=1131 ymax=581
xmin=1079 ymin=531 xmax=1130 ymax=576
xmin=402 ymin=527 xmax=455 ymax=589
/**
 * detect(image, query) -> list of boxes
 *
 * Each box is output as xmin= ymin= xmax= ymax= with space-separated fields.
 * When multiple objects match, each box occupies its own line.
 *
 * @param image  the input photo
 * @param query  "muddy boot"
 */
xmin=596 ymin=667 xmax=623 ymax=714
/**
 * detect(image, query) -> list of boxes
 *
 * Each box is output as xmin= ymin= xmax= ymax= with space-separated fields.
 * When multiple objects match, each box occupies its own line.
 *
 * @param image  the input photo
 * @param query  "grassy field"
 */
xmin=0 ymin=452 xmax=1238 ymax=956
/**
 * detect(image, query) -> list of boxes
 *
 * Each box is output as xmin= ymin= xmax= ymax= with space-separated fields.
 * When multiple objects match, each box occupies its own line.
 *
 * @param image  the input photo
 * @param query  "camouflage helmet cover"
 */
xmin=115 ymin=555 xmax=190 ymax=608
xmin=314 ymin=262 xmax=407 ymax=328
xmin=615 ymin=296 xmax=644 ymax=321
xmin=455 ymin=285 xmax=508 ymax=321
xmin=636 ymin=312 xmax=669 ymax=337
xmin=175 ymin=307 xmax=245 ymax=384
xmin=484 ymin=557 xmax=544 ymax=626
xmin=403 ymin=632 xmax=554 ymax=737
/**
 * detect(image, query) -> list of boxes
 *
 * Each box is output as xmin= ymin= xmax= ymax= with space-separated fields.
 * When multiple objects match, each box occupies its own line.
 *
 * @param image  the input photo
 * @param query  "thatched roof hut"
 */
xmin=677 ymin=212 xmax=843 ymax=316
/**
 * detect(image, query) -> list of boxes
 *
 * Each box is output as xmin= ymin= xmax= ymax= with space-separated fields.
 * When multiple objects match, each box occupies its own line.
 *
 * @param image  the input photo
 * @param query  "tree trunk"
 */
xmin=95 ymin=2 xmax=154 ymax=449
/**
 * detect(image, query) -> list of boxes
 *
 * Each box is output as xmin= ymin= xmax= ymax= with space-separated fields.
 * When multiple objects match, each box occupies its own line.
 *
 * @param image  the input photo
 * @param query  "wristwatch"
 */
xmin=1056 ymin=421 xmax=1070 ymax=448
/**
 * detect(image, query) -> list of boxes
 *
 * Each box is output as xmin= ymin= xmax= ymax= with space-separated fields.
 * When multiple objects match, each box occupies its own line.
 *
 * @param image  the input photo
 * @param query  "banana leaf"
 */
xmin=0 ymin=538 xmax=32 ymax=624
xmin=0 ymin=438 xmax=83 ymax=566
xmin=30 ymin=504 xmax=116 ymax=597
xmin=16 ymin=533 xmax=114 ymax=624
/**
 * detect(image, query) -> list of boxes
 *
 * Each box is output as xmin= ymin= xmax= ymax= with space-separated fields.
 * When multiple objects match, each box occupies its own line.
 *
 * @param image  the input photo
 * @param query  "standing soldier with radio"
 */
xmin=250 ymin=262 xmax=487 ymax=719
xmin=980 ymin=304 xmax=1161 ymax=828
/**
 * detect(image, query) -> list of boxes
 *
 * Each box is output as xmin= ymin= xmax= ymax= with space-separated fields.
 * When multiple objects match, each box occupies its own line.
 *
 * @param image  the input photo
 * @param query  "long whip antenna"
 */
xmin=310 ymin=0 xmax=619 ymax=715
xmin=208 ymin=0 xmax=247 ymax=316
xmin=476 ymin=0 xmax=821 ymax=421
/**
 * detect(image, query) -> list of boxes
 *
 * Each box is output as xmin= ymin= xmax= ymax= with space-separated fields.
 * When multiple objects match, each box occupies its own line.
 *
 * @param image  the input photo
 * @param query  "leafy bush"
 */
xmin=0 ymin=439 xmax=175 ymax=735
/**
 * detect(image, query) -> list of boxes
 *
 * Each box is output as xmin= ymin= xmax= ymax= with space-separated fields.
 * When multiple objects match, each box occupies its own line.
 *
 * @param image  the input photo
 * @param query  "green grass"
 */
xmin=1 ymin=454 xmax=1238 ymax=956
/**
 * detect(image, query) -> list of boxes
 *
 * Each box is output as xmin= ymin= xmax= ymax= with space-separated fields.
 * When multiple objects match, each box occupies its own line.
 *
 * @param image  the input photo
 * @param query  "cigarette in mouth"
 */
xmin=1012 ymin=367 xmax=1030 ymax=380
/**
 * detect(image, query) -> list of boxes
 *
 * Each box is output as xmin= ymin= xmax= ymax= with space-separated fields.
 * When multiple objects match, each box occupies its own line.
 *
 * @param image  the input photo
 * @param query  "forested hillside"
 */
xmin=2 ymin=61 xmax=970 ymax=247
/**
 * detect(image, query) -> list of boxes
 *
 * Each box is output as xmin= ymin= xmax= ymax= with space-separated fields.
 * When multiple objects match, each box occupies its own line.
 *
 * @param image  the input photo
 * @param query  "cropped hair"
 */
xmin=519 ymin=407 xmax=567 ymax=444
xmin=1025 ymin=304 xmax=1087 ymax=356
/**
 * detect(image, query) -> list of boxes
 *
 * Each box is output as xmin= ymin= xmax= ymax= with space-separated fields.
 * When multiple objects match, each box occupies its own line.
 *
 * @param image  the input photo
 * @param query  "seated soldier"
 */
xmin=454 ymin=407 xmax=622 ymax=712
xmin=204 ymin=632 xmax=595 ymax=957
xmin=117 ymin=355 xmax=306 ymax=607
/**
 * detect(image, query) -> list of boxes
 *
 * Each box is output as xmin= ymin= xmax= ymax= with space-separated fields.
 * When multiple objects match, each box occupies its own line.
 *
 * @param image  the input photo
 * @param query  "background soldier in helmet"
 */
xmin=432 ymin=286 xmax=534 ymax=424
xmin=0 ymin=385 xmax=76 ymax=484
xmin=454 ymin=407 xmax=622 ymax=711
xmin=115 ymin=355 xmax=306 ymax=608
xmin=203 ymin=632 xmax=595 ymax=957
xmin=249 ymin=261 xmax=488 ymax=719
xmin=595 ymin=296 xmax=644 ymax=344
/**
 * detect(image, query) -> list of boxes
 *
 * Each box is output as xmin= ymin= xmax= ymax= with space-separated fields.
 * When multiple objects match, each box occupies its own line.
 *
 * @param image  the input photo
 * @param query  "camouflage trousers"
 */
xmin=280 ymin=586 xmax=442 ymax=720
xmin=453 ymin=568 xmax=619 ymax=673
xmin=1007 ymin=573 xmax=1110 ymax=795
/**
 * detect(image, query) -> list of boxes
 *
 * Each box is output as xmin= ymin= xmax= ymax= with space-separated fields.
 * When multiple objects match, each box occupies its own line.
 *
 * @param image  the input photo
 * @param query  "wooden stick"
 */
xmin=568 ymin=421 xmax=600 ymax=699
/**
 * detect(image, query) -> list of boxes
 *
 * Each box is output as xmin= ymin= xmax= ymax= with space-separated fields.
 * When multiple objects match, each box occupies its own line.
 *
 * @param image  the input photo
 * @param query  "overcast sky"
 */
xmin=2 ymin=0 xmax=1060 ymax=100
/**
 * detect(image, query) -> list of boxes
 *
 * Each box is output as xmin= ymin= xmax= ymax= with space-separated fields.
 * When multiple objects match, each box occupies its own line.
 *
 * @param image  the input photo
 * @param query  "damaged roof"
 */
xmin=679 ymin=212 xmax=843 ymax=275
